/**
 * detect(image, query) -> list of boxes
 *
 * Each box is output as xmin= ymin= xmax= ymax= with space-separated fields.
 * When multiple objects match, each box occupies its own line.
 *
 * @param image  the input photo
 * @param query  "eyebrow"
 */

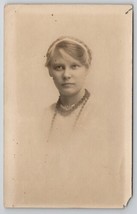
xmin=52 ymin=63 xmax=65 ymax=66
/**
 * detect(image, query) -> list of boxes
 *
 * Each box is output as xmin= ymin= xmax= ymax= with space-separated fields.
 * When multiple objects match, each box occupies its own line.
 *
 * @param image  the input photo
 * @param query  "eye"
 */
xmin=54 ymin=65 xmax=64 ymax=71
xmin=71 ymin=64 xmax=80 ymax=70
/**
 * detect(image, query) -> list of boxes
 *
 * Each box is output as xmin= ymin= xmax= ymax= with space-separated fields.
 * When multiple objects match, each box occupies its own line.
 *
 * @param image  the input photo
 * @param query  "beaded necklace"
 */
xmin=47 ymin=89 xmax=90 ymax=141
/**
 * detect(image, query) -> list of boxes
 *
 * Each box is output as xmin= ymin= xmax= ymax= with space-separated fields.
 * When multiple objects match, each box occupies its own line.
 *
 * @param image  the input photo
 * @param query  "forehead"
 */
xmin=51 ymin=48 xmax=82 ymax=65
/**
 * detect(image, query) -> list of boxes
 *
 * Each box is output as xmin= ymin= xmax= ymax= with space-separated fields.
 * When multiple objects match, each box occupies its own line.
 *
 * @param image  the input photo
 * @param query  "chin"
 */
xmin=59 ymin=89 xmax=78 ymax=97
xmin=60 ymin=89 xmax=79 ymax=97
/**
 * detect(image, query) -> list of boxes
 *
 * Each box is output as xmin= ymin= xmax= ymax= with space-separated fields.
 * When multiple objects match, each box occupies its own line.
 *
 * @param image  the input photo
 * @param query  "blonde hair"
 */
xmin=45 ymin=36 xmax=92 ymax=69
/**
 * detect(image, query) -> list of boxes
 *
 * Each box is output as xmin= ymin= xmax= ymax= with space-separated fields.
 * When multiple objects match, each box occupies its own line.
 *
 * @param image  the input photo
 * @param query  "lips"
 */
xmin=62 ymin=83 xmax=74 ymax=85
xmin=62 ymin=83 xmax=75 ymax=87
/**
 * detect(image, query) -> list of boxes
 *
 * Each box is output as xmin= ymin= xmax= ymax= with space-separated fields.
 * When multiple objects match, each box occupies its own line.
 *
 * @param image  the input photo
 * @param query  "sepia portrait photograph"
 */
xmin=4 ymin=4 xmax=132 ymax=208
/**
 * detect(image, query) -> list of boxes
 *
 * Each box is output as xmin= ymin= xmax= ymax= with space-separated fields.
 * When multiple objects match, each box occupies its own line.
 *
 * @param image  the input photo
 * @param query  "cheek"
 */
xmin=52 ymin=73 xmax=62 ymax=85
xmin=75 ymin=70 xmax=88 ymax=83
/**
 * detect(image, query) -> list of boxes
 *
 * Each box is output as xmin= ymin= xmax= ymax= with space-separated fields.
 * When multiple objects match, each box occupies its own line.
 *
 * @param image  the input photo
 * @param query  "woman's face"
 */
xmin=49 ymin=48 xmax=89 ymax=97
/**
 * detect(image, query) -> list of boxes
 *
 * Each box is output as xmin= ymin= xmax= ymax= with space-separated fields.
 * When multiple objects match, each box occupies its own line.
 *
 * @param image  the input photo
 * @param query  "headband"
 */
xmin=46 ymin=36 xmax=92 ymax=67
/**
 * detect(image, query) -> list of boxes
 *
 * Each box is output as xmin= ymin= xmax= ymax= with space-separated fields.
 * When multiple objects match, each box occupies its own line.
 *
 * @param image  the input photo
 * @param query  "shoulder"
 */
xmin=49 ymin=103 xmax=56 ymax=111
xmin=41 ymin=103 xmax=57 ymax=121
xmin=45 ymin=103 xmax=56 ymax=114
xmin=39 ymin=103 xmax=56 ymax=135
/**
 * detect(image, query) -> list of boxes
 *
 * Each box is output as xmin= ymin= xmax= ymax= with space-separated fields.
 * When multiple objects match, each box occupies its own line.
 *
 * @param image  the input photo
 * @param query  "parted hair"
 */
xmin=45 ymin=36 xmax=92 ymax=69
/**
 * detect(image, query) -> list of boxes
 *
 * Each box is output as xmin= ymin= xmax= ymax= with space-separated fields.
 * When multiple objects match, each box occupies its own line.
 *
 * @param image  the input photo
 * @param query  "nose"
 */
xmin=62 ymin=68 xmax=71 ymax=80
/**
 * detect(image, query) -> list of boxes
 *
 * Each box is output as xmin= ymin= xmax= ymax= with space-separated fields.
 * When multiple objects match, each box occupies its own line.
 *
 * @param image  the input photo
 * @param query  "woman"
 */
xmin=44 ymin=36 xmax=92 ymax=143
xmin=37 ymin=36 xmax=124 ymax=206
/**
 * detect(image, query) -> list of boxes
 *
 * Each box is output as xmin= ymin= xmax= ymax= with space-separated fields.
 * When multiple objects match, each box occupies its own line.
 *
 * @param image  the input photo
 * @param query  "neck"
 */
xmin=60 ymin=88 xmax=86 ymax=106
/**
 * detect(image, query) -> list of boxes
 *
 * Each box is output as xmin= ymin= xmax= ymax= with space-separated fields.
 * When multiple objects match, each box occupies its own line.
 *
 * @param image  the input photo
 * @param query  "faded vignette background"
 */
xmin=0 ymin=0 xmax=136 ymax=214
xmin=4 ymin=5 xmax=132 ymax=122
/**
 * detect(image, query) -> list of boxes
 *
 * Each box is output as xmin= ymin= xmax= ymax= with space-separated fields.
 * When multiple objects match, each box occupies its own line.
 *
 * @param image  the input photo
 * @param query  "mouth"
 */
xmin=61 ymin=83 xmax=75 ymax=87
xmin=62 ymin=82 xmax=74 ymax=85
